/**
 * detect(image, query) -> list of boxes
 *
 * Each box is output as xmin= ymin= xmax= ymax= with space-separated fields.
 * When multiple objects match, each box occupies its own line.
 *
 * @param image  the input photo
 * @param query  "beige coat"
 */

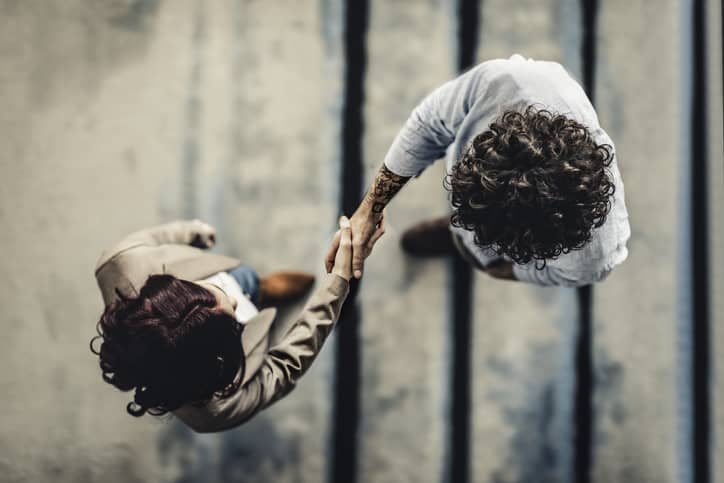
xmin=95 ymin=220 xmax=349 ymax=432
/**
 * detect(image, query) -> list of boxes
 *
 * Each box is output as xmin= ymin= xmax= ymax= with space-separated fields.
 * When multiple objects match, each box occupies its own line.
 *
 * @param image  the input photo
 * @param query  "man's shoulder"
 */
xmin=463 ymin=56 xmax=588 ymax=120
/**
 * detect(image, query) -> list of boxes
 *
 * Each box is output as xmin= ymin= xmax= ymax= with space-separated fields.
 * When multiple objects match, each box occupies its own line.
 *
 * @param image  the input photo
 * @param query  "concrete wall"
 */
xmin=592 ymin=1 xmax=681 ymax=480
xmin=357 ymin=1 xmax=450 ymax=481
xmin=0 ymin=1 xmax=720 ymax=482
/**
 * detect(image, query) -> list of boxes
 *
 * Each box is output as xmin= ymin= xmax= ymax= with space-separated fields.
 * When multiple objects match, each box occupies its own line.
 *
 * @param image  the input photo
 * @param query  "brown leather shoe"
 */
xmin=258 ymin=271 xmax=315 ymax=307
xmin=400 ymin=215 xmax=455 ymax=257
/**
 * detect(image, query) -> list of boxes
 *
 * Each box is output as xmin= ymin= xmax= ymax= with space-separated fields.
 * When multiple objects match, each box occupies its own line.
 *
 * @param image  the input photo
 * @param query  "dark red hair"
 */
xmin=91 ymin=274 xmax=244 ymax=417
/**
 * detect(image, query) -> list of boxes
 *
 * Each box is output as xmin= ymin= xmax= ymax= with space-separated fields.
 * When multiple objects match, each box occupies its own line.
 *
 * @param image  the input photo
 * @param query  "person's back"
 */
xmin=333 ymin=54 xmax=630 ymax=286
xmin=92 ymin=218 xmax=366 ymax=432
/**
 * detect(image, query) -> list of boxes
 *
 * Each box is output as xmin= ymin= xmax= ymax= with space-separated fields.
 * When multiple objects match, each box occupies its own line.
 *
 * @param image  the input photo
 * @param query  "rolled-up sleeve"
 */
xmin=383 ymin=62 xmax=490 ymax=177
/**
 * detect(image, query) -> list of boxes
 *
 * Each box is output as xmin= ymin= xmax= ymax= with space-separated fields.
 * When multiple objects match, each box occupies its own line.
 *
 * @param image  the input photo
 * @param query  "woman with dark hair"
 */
xmin=327 ymin=54 xmax=630 ymax=287
xmin=92 ymin=217 xmax=370 ymax=432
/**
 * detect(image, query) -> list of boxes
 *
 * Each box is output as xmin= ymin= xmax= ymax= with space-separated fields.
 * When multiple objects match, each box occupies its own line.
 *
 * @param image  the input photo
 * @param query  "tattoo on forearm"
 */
xmin=364 ymin=165 xmax=410 ymax=213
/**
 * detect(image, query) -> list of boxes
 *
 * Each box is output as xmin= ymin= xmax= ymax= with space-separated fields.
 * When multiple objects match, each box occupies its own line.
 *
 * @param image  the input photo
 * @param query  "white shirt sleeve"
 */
xmin=383 ymin=62 xmax=490 ymax=177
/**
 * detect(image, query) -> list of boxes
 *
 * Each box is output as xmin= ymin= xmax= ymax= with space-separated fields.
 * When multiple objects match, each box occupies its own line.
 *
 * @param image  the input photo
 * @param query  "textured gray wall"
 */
xmin=0 ymin=1 xmax=721 ymax=483
xmin=593 ymin=1 xmax=681 ymax=481
xmin=357 ymin=1 xmax=450 ymax=481
xmin=0 ymin=1 xmax=340 ymax=482
xmin=2 ymin=1 xmax=185 ymax=482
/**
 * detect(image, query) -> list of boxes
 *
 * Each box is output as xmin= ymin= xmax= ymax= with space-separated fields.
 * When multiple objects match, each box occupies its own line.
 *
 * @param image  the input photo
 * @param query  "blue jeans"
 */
xmin=227 ymin=264 xmax=261 ymax=305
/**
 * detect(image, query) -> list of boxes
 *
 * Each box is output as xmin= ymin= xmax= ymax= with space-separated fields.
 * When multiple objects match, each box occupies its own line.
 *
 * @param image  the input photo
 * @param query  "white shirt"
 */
xmin=383 ymin=54 xmax=631 ymax=287
xmin=200 ymin=272 xmax=259 ymax=323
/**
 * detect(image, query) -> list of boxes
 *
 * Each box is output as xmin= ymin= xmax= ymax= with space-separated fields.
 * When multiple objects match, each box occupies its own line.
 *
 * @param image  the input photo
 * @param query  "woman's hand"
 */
xmin=329 ymin=216 xmax=357 ymax=281
xmin=325 ymin=212 xmax=385 ymax=276
xmin=189 ymin=219 xmax=217 ymax=249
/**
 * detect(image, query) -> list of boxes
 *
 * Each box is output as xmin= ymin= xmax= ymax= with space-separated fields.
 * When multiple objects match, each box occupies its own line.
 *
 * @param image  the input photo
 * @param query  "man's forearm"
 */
xmin=361 ymin=164 xmax=411 ymax=215
xmin=342 ymin=164 xmax=411 ymax=278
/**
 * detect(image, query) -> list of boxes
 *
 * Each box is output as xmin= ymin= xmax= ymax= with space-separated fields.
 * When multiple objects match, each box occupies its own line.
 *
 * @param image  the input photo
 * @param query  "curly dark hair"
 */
xmin=446 ymin=106 xmax=615 ymax=267
xmin=91 ymin=274 xmax=244 ymax=417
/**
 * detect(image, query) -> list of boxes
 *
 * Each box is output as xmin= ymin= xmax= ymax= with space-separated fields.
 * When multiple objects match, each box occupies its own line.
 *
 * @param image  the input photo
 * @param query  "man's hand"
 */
xmin=325 ymin=207 xmax=385 ymax=278
xmin=325 ymin=164 xmax=409 ymax=278
xmin=483 ymin=260 xmax=517 ymax=281
xmin=349 ymin=203 xmax=386 ymax=278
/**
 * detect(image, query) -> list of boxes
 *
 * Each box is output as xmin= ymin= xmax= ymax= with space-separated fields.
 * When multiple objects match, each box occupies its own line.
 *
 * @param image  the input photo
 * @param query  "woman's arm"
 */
xmin=175 ymin=218 xmax=357 ymax=433
xmin=176 ymin=272 xmax=349 ymax=433
xmin=117 ymin=220 xmax=216 ymax=249
xmin=95 ymin=220 xmax=217 ymax=273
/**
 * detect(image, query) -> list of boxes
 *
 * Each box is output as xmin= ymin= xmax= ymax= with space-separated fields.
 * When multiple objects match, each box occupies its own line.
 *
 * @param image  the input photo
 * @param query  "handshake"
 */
xmin=185 ymin=207 xmax=386 ymax=283
xmin=324 ymin=210 xmax=386 ymax=281
xmin=324 ymin=207 xmax=386 ymax=281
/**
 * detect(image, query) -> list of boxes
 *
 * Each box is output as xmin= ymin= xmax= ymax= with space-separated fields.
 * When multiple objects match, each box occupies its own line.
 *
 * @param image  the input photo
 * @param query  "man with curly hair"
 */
xmin=326 ymin=54 xmax=630 ymax=286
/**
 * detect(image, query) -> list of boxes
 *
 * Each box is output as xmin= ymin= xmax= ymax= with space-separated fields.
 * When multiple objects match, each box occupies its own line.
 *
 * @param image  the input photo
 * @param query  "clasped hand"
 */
xmin=325 ymin=210 xmax=386 ymax=280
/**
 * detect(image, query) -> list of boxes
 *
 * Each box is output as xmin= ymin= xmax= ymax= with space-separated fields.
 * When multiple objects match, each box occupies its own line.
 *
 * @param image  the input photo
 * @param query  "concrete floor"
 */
xmin=0 ymin=1 xmax=722 ymax=483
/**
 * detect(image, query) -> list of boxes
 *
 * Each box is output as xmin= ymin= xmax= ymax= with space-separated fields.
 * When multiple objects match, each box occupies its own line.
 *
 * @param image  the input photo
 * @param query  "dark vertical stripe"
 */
xmin=574 ymin=285 xmax=593 ymax=483
xmin=448 ymin=255 xmax=473 ymax=483
xmin=447 ymin=2 xmax=479 ymax=483
xmin=691 ymin=1 xmax=711 ymax=481
xmin=580 ymin=0 xmax=597 ymax=101
xmin=456 ymin=0 xmax=480 ymax=73
xmin=576 ymin=1 xmax=598 ymax=482
xmin=330 ymin=1 xmax=368 ymax=482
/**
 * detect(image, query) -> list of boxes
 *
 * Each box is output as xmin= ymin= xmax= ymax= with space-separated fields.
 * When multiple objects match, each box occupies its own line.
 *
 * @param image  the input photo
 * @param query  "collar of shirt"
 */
xmin=199 ymin=271 xmax=259 ymax=323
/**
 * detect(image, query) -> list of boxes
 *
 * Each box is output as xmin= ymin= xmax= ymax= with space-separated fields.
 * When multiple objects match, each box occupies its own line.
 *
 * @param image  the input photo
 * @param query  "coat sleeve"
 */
xmin=95 ymin=220 xmax=212 ymax=272
xmin=174 ymin=274 xmax=350 ymax=433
